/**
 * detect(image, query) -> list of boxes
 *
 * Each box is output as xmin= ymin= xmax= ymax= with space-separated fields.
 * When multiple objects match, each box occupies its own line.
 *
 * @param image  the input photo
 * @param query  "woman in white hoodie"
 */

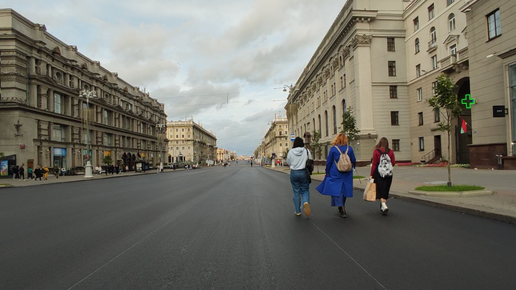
xmin=286 ymin=137 xmax=312 ymax=216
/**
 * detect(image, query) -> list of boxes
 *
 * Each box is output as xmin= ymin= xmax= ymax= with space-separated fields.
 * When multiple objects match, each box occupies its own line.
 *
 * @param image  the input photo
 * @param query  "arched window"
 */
xmin=324 ymin=111 xmax=329 ymax=136
xmin=415 ymin=38 xmax=420 ymax=53
xmin=448 ymin=14 xmax=456 ymax=31
xmin=318 ymin=115 xmax=322 ymax=135
xmin=430 ymin=27 xmax=436 ymax=42
xmin=333 ymin=106 xmax=337 ymax=134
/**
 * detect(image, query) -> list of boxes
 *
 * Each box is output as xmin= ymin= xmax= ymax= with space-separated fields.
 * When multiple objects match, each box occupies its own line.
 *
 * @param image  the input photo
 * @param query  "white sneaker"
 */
xmin=381 ymin=202 xmax=389 ymax=214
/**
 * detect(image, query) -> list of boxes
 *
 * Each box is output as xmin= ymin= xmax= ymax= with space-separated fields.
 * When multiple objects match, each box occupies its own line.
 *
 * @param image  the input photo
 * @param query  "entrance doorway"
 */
xmin=434 ymin=135 xmax=442 ymax=160
xmin=456 ymin=78 xmax=472 ymax=164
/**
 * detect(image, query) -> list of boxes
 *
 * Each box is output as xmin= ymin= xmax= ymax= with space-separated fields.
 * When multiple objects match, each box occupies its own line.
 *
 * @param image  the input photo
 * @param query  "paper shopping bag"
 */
xmin=363 ymin=179 xmax=376 ymax=202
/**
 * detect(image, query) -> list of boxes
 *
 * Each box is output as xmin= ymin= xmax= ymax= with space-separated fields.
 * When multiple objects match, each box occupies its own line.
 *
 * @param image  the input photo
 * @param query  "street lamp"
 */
xmin=156 ymin=123 xmax=166 ymax=172
xmin=79 ymin=89 xmax=97 ymax=178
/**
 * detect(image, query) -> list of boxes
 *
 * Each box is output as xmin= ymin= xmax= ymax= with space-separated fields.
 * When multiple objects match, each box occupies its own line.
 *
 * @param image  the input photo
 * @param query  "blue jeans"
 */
xmin=290 ymin=169 xmax=310 ymax=213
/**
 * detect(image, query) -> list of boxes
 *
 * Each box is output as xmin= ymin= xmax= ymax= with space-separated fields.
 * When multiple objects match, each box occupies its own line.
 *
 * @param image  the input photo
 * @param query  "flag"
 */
xmin=461 ymin=119 xmax=467 ymax=134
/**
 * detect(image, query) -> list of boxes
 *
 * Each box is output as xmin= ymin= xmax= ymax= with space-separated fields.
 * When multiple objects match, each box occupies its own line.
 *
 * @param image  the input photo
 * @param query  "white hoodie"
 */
xmin=286 ymin=147 xmax=312 ymax=170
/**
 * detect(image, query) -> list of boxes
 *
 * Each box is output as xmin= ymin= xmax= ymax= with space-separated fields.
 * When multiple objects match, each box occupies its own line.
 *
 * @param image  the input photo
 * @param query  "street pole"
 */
xmin=80 ymin=90 xmax=96 ymax=178
xmin=157 ymin=123 xmax=166 ymax=173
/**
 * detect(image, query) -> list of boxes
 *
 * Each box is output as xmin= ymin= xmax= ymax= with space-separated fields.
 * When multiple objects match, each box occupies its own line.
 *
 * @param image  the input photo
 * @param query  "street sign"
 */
xmin=290 ymin=133 xmax=295 ymax=141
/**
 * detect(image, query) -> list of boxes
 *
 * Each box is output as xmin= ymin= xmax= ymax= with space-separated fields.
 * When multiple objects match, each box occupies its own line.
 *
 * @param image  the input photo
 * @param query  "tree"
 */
xmin=341 ymin=106 xmax=361 ymax=142
xmin=102 ymin=155 xmax=113 ymax=166
xmin=308 ymin=130 xmax=327 ymax=173
xmin=428 ymin=73 xmax=462 ymax=187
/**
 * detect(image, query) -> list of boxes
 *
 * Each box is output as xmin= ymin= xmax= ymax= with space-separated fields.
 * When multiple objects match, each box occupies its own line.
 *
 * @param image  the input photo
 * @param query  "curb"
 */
xmin=408 ymin=190 xmax=494 ymax=197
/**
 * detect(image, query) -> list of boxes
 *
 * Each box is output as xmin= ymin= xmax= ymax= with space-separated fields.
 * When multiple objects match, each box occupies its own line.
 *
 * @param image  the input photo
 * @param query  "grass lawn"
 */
xmin=415 ymin=185 xmax=484 ymax=191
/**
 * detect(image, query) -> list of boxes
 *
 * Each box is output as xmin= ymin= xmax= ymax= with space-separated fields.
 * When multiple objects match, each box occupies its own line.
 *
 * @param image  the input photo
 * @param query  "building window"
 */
xmin=434 ymin=108 xmax=441 ymax=122
xmin=418 ymin=112 xmax=424 ymax=125
xmin=417 ymin=88 xmax=423 ymax=102
xmin=389 ymin=86 xmax=398 ymax=99
xmin=388 ymin=61 xmax=396 ymax=76
xmin=419 ymin=137 xmax=425 ymax=151
xmin=430 ymin=27 xmax=437 ymax=43
xmin=391 ymin=111 xmax=399 ymax=125
xmin=432 ymin=81 xmax=438 ymax=96
xmin=428 ymin=4 xmax=435 ymax=20
xmin=432 ymin=55 xmax=438 ymax=69
xmin=414 ymin=17 xmax=419 ymax=31
xmin=448 ymin=13 xmax=456 ymax=31
xmin=415 ymin=38 xmax=420 ymax=54
xmin=103 ymin=110 xmax=109 ymax=125
xmin=416 ymin=64 xmax=421 ymax=77
xmin=450 ymin=44 xmax=457 ymax=56
xmin=392 ymin=139 xmax=400 ymax=151
xmin=447 ymin=0 xmax=455 ymax=6
xmin=487 ymin=9 xmax=502 ymax=40
xmin=52 ymin=125 xmax=65 ymax=142
xmin=54 ymin=93 xmax=62 ymax=114
xmin=332 ymin=106 xmax=337 ymax=134
xmin=387 ymin=38 xmax=395 ymax=51
xmin=325 ymin=111 xmax=329 ymax=136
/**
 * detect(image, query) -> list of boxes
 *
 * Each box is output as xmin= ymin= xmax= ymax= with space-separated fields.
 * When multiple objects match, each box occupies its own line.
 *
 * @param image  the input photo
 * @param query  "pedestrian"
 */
xmin=316 ymin=133 xmax=356 ymax=218
xmin=27 ymin=166 xmax=33 ymax=180
xmin=12 ymin=165 xmax=18 ymax=179
xmin=34 ymin=166 xmax=43 ymax=181
xmin=43 ymin=166 xmax=49 ymax=180
xmin=370 ymin=137 xmax=396 ymax=215
xmin=286 ymin=137 xmax=312 ymax=217
xmin=18 ymin=165 xmax=25 ymax=180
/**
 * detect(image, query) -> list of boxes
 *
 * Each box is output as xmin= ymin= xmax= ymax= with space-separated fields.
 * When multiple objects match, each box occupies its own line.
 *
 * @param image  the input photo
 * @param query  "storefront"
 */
xmin=53 ymin=148 xmax=67 ymax=169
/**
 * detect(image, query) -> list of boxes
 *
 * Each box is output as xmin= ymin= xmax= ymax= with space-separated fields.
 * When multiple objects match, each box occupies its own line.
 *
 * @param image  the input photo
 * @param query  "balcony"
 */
xmin=427 ymin=40 xmax=437 ymax=52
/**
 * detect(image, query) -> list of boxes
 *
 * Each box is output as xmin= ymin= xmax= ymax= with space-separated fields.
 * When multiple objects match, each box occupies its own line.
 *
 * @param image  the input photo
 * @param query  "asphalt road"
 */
xmin=1 ymin=162 xmax=515 ymax=290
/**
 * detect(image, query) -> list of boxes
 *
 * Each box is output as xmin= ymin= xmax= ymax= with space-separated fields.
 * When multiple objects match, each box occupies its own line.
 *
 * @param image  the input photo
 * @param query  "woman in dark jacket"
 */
xmin=370 ymin=137 xmax=396 ymax=214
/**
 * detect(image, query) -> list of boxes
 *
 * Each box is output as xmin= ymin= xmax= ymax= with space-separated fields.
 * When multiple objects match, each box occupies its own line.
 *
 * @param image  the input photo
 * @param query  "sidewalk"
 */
xmin=0 ymin=168 xmax=184 ymax=187
xmin=269 ymin=165 xmax=516 ymax=224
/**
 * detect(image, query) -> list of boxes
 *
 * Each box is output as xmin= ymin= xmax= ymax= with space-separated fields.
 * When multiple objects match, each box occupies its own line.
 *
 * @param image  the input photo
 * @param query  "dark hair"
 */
xmin=293 ymin=137 xmax=304 ymax=148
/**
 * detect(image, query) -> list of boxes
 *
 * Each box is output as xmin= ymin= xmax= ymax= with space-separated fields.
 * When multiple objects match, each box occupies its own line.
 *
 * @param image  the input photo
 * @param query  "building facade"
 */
xmin=285 ymin=0 xmax=411 ymax=164
xmin=460 ymin=0 xmax=516 ymax=169
xmin=166 ymin=118 xmax=217 ymax=164
xmin=0 ymin=9 xmax=167 ymax=174
xmin=285 ymin=0 xmax=515 ymax=168
xmin=263 ymin=115 xmax=289 ymax=162
xmin=404 ymin=0 xmax=471 ymax=164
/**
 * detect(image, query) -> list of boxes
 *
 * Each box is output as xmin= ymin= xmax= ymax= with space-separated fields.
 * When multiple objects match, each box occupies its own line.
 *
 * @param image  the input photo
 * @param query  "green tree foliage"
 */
xmin=428 ymin=73 xmax=462 ymax=187
xmin=102 ymin=155 xmax=113 ymax=166
xmin=308 ymin=130 xmax=327 ymax=173
xmin=341 ymin=106 xmax=360 ymax=142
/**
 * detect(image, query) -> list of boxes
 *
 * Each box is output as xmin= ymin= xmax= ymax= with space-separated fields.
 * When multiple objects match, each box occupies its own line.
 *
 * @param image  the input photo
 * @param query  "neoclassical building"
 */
xmin=286 ymin=0 xmax=411 ymax=164
xmin=166 ymin=118 xmax=217 ymax=164
xmin=404 ymin=0 xmax=470 ymax=164
xmin=285 ymin=0 xmax=516 ymax=168
xmin=460 ymin=0 xmax=516 ymax=169
xmin=263 ymin=115 xmax=289 ymax=161
xmin=0 ymin=9 xmax=167 ymax=174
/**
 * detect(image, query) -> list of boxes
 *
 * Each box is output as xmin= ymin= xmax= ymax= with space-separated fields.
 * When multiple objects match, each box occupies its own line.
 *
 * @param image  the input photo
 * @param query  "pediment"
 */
xmin=443 ymin=35 xmax=459 ymax=46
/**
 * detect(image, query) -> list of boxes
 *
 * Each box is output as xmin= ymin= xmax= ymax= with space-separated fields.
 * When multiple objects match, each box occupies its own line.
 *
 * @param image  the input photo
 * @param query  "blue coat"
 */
xmin=316 ymin=145 xmax=356 ymax=198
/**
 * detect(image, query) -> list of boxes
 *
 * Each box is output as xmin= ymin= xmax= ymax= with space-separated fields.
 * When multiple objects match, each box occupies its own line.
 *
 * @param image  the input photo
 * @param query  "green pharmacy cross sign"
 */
xmin=461 ymin=94 xmax=475 ymax=109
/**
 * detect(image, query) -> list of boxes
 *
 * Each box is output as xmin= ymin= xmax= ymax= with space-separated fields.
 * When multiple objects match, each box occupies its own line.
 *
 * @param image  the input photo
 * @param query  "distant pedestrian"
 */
xmin=34 ymin=166 xmax=43 ymax=181
xmin=286 ymin=137 xmax=312 ymax=217
xmin=12 ymin=165 xmax=18 ymax=179
xmin=43 ymin=166 xmax=49 ymax=180
xmin=27 ymin=167 xmax=33 ymax=180
xmin=316 ymin=133 xmax=356 ymax=218
xmin=18 ymin=165 xmax=25 ymax=180
xmin=370 ymin=137 xmax=396 ymax=215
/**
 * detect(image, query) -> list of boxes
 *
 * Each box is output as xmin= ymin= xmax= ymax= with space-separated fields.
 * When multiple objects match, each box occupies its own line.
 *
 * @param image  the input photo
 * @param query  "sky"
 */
xmin=4 ymin=0 xmax=346 ymax=156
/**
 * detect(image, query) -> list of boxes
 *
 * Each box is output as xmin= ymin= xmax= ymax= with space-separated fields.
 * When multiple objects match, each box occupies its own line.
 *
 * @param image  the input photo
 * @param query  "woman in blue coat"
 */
xmin=316 ymin=133 xmax=356 ymax=218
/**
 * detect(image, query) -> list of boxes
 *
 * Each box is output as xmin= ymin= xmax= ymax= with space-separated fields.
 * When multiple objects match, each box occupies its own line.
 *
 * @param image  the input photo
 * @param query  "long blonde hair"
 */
xmin=332 ymin=133 xmax=348 ymax=146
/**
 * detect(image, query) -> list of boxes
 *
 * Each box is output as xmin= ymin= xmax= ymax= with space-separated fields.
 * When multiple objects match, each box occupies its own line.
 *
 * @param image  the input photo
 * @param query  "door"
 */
xmin=434 ymin=136 xmax=442 ymax=159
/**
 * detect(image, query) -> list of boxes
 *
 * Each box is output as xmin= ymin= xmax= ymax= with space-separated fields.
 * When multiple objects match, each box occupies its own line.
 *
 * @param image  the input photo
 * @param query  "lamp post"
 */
xmin=156 ymin=123 xmax=166 ymax=172
xmin=79 ymin=89 xmax=97 ymax=178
